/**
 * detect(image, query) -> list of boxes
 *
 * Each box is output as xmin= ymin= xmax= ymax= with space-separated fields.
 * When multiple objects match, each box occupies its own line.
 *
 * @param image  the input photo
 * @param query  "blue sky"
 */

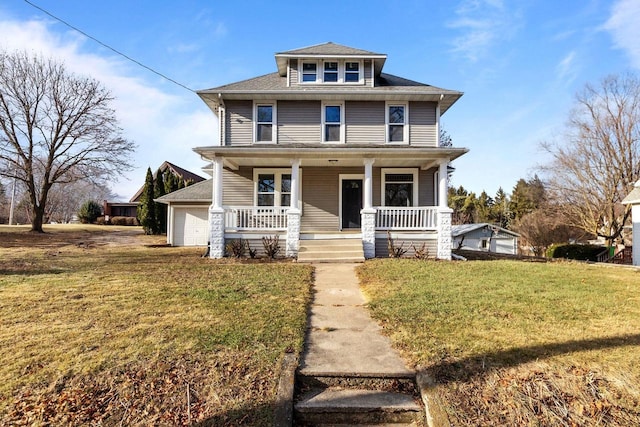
xmin=1 ymin=0 xmax=639 ymax=200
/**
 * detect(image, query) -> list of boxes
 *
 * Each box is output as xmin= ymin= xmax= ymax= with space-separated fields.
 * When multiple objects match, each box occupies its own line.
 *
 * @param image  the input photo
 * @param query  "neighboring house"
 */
xmin=622 ymin=180 xmax=640 ymax=266
xmin=104 ymin=161 xmax=205 ymax=221
xmin=452 ymin=223 xmax=520 ymax=255
xmin=159 ymin=42 xmax=468 ymax=259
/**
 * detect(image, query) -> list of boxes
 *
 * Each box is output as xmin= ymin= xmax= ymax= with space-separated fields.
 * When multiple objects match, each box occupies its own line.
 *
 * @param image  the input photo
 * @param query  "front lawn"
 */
xmin=358 ymin=259 xmax=640 ymax=426
xmin=0 ymin=226 xmax=313 ymax=425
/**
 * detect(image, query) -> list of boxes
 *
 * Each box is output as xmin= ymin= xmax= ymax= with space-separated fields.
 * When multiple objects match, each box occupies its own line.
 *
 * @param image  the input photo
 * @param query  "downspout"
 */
xmin=218 ymin=93 xmax=226 ymax=146
xmin=436 ymin=94 xmax=443 ymax=146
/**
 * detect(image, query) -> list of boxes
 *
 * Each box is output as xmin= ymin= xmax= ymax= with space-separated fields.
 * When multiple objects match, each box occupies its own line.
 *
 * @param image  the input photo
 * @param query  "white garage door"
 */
xmin=491 ymin=238 xmax=515 ymax=255
xmin=173 ymin=208 xmax=209 ymax=246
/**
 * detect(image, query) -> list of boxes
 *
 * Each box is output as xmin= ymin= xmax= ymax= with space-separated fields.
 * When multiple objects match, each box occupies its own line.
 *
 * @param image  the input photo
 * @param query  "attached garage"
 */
xmin=172 ymin=207 xmax=209 ymax=246
xmin=156 ymin=180 xmax=213 ymax=247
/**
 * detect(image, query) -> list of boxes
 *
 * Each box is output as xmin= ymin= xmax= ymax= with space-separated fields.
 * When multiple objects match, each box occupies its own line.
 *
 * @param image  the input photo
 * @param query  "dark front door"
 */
xmin=342 ymin=179 xmax=363 ymax=229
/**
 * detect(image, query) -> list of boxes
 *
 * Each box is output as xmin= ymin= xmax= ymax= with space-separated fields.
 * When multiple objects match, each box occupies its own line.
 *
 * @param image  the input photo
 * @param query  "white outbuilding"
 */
xmin=622 ymin=180 xmax=640 ymax=266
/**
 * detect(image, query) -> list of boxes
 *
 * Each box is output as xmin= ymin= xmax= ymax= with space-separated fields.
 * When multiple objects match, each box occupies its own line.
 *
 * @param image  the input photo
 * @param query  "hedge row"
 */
xmin=96 ymin=216 xmax=139 ymax=226
xmin=545 ymin=243 xmax=607 ymax=261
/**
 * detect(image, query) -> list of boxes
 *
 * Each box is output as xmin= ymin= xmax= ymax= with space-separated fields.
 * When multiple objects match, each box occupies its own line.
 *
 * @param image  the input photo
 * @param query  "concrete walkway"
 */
xmin=298 ymin=263 xmax=413 ymax=377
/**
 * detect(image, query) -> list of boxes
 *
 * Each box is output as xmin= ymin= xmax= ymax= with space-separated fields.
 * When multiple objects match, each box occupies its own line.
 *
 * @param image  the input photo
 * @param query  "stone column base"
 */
xmin=208 ymin=206 xmax=225 ymax=259
xmin=437 ymin=207 xmax=453 ymax=260
xmin=286 ymin=209 xmax=301 ymax=258
xmin=361 ymin=208 xmax=377 ymax=259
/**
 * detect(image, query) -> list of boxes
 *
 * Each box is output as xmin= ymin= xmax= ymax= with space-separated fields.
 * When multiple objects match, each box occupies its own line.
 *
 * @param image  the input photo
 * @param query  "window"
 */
xmin=381 ymin=169 xmax=419 ymax=207
xmin=324 ymin=62 xmax=338 ymax=82
xmin=387 ymin=104 xmax=408 ymax=143
xmin=345 ymin=62 xmax=360 ymax=82
xmin=255 ymin=104 xmax=274 ymax=142
xmin=322 ymin=103 xmax=344 ymax=142
xmin=302 ymin=62 xmax=317 ymax=82
xmin=254 ymin=169 xmax=301 ymax=207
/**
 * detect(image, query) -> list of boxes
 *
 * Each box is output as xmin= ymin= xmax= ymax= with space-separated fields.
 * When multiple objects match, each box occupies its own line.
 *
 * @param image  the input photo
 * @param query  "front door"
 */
xmin=341 ymin=179 xmax=362 ymax=229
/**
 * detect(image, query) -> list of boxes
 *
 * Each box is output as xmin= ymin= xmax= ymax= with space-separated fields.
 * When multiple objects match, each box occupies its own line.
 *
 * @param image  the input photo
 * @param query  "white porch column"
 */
xmin=209 ymin=157 xmax=225 ymax=258
xmin=437 ymin=159 xmax=453 ymax=260
xmin=286 ymin=159 xmax=301 ymax=258
xmin=361 ymin=158 xmax=377 ymax=259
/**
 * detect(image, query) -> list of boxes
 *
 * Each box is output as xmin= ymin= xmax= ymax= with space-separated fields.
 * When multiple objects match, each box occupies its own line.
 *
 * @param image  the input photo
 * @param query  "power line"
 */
xmin=23 ymin=0 xmax=195 ymax=93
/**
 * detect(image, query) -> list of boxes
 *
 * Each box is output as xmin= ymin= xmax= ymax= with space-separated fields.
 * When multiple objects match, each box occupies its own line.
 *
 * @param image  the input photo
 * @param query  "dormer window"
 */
xmin=345 ymin=62 xmax=360 ymax=82
xmin=298 ymin=59 xmax=363 ymax=84
xmin=323 ymin=62 xmax=338 ymax=82
xmin=302 ymin=62 xmax=317 ymax=82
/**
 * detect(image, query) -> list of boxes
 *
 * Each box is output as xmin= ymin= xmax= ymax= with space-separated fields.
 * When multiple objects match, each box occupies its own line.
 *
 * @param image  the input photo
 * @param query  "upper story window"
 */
xmin=302 ymin=62 xmax=317 ymax=82
xmin=386 ymin=103 xmax=408 ymax=143
xmin=322 ymin=102 xmax=344 ymax=143
xmin=255 ymin=103 xmax=276 ymax=143
xmin=298 ymin=60 xmax=363 ymax=84
xmin=323 ymin=62 xmax=339 ymax=82
xmin=345 ymin=62 xmax=360 ymax=82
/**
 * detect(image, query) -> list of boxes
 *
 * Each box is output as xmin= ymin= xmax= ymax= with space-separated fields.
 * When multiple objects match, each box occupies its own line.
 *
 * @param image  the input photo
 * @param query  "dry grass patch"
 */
xmin=358 ymin=259 xmax=640 ymax=426
xmin=0 ymin=227 xmax=313 ymax=425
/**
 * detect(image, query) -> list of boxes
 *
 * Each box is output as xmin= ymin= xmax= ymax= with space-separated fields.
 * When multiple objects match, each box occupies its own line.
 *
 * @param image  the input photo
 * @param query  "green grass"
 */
xmin=0 ymin=228 xmax=313 ymax=425
xmin=358 ymin=259 xmax=640 ymax=425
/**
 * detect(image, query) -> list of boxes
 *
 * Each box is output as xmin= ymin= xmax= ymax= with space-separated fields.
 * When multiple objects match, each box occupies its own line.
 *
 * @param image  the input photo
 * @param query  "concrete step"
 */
xmin=298 ymin=239 xmax=364 ymax=263
xmin=294 ymin=388 xmax=423 ymax=425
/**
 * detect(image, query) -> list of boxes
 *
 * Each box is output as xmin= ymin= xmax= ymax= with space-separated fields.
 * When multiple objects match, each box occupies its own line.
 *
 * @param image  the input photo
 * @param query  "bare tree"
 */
xmin=0 ymin=50 xmax=135 ymax=232
xmin=540 ymin=73 xmax=640 ymax=245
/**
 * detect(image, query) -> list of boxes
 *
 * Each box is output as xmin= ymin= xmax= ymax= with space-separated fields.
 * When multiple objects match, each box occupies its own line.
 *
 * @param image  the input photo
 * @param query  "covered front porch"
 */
xmin=195 ymin=146 xmax=467 ymax=260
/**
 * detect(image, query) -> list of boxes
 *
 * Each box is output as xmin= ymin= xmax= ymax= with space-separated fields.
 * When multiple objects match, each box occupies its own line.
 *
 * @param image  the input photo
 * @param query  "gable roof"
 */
xmin=622 ymin=180 xmax=640 ymax=205
xmin=129 ymin=161 xmax=206 ymax=202
xmin=155 ymin=179 xmax=212 ymax=204
xmin=451 ymin=223 xmax=520 ymax=238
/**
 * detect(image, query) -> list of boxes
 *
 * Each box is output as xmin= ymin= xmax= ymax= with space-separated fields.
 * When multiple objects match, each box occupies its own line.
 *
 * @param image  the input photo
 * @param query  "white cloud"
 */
xmin=447 ymin=0 xmax=517 ymax=62
xmin=556 ymin=50 xmax=578 ymax=85
xmin=0 ymin=17 xmax=217 ymax=200
xmin=603 ymin=0 xmax=640 ymax=69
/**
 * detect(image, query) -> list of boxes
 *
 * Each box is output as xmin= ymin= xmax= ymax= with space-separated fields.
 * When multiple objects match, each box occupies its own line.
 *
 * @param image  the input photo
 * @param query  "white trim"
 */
xmin=433 ymin=170 xmax=439 ymax=207
xmin=385 ymin=102 xmax=409 ymax=144
xmin=339 ymin=173 xmax=364 ymax=231
xmin=253 ymin=168 xmax=302 ymax=208
xmin=381 ymin=168 xmax=419 ymax=207
xmin=253 ymin=101 xmax=277 ymax=144
xmin=298 ymin=58 xmax=364 ymax=85
xmin=321 ymin=101 xmax=345 ymax=143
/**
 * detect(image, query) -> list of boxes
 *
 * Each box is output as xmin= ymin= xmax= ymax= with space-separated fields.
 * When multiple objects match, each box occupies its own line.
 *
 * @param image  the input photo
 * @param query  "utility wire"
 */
xmin=23 ymin=0 xmax=195 ymax=93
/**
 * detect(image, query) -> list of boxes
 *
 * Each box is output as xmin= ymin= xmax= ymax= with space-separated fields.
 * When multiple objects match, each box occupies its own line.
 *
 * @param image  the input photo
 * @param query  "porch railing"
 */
xmin=224 ymin=206 xmax=288 ymax=231
xmin=375 ymin=206 xmax=438 ymax=230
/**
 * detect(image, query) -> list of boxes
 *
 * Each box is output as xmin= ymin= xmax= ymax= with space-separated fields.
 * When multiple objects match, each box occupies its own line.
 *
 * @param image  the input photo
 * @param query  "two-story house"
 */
xmin=158 ymin=42 xmax=468 ymax=260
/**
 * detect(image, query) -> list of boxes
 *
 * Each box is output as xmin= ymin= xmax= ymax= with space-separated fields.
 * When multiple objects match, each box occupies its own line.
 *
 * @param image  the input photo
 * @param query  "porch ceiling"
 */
xmin=193 ymin=145 xmax=468 ymax=169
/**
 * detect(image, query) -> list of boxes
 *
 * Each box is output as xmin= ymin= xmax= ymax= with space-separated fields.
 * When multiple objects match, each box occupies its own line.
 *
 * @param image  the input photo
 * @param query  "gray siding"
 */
xmin=364 ymin=60 xmax=373 ymax=86
xmin=278 ymin=100 xmax=321 ymax=144
xmin=222 ymin=167 xmax=253 ymax=205
xmin=301 ymin=167 xmax=340 ymax=231
xmin=289 ymin=59 xmax=298 ymax=86
xmin=225 ymin=100 xmax=253 ymax=146
xmin=419 ymin=168 xmax=437 ymax=206
xmin=375 ymin=235 xmax=438 ymax=258
xmin=409 ymin=102 xmax=437 ymax=146
xmin=345 ymin=101 xmax=385 ymax=144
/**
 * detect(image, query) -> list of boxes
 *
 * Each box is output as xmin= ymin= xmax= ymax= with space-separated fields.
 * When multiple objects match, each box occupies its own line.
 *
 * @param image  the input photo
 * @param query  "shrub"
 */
xmin=262 ymin=235 xmax=281 ymax=259
xmin=225 ymin=239 xmax=247 ymax=258
xmin=96 ymin=216 xmax=107 ymax=225
xmin=78 ymin=200 xmax=102 ymax=224
xmin=109 ymin=216 xmax=138 ymax=226
xmin=387 ymin=231 xmax=407 ymax=258
xmin=546 ymin=244 xmax=606 ymax=261
xmin=411 ymin=242 xmax=430 ymax=260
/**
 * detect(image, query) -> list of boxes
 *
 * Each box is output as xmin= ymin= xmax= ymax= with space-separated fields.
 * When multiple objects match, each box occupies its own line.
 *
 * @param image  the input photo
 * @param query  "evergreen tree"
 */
xmin=164 ymin=172 xmax=179 ymax=193
xmin=138 ymin=167 xmax=157 ymax=235
xmin=491 ymin=187 xmax=512 ymax=228
xmin=77 ymin=200 xmax=102 ymax=224
xmin=154 ymin=169 xmax=167 ymax=233
xmin=476 ymin=191 xmax=494 ymax=223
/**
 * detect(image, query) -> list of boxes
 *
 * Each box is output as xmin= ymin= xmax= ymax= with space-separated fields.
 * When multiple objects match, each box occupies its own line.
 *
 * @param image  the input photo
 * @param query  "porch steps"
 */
xmin=298 ymin=238 xmax=365 ymax=263
xmin=294 ymin=374 xmax=423 ymax=426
